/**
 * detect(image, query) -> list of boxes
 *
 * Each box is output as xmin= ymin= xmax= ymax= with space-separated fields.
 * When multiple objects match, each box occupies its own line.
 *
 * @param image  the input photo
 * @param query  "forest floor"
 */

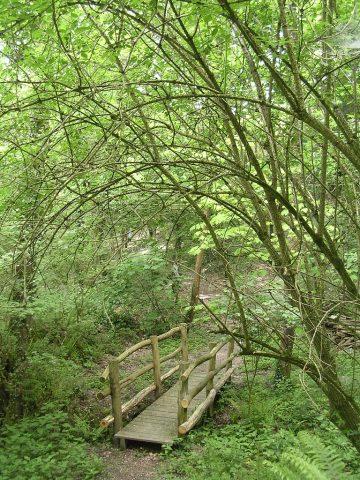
xmin=97 ymin=445 xmax=161 ymax=480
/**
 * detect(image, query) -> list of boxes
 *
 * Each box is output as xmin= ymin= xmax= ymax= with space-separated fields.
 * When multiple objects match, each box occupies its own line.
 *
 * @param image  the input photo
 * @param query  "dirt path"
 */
xmin=97 ymin=444 xmax=162 ymax=480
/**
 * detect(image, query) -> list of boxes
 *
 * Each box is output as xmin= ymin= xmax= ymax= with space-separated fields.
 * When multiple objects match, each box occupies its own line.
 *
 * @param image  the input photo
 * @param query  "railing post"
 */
xmin=180 ymin=322 xmax=188 ymax=362
xmin=226 ymin=337 xmax=235 ymax=380
xmin=206 ymin=342 xmax=217 ymax=417
xmin=151 ymin=335 xmax=162 ymax=398
xmin=109 ymin=360 xmax=126 ymax=450
xmin=178 ymin=360 xmax=190 ymax=429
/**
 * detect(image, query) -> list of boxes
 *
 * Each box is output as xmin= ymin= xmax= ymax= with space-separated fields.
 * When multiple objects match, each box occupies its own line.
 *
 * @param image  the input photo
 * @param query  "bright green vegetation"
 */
xmin=163 ymin=374 xmax=360 ymax=479
xmin=0 ymin=0 xmax=360 ymax=478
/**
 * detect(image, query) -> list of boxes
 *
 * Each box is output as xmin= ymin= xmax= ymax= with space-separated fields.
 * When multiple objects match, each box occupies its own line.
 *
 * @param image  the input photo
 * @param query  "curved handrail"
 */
xmin=180 ymin=351 xmax=237 ymax=408
xmin=97 ymin=346 xmax=182 ymax=399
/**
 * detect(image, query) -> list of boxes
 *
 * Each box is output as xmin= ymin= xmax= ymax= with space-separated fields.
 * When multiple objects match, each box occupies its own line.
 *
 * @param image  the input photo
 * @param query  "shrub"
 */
xmin=29 ymin=288 xmax=111 ymax=362
xmin=106 ymin=248 xmax=183 ymax=335
xmin=164 ymin=423 xmax=359 ymax=480
xmin=219 ymin=378 xmax=326 ymax=432
xmin=163 ymin=423 xmax=291 ymax=480
xmin=11 ymin=352 xmax=84 ymax=413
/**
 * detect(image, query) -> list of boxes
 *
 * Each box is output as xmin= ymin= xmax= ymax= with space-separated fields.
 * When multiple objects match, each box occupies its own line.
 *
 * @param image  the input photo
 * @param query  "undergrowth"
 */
xmin=162 ymin=374 xmax=360 ymax=480
xmin=0 ymin=405 xmax=102 ymax=480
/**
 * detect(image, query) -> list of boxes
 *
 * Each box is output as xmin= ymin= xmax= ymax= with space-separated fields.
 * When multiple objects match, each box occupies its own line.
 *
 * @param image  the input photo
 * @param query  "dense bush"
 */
xmin=13 ymin=353 xmax=84 ymax=413
xmin=165 ymin=423 xmax=359 ymax=480
xmin=29 ymin=288 xmax=112 ymax=361
xmin=106 ymin=247 xmax=183 ymax=335
xmin=0 ymin=284 xmax=114 ymax=418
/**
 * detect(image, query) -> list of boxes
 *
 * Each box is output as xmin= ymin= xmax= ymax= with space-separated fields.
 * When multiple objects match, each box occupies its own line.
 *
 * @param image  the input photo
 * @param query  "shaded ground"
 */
xmin=97 ymin=444 xmax=162 ymax=480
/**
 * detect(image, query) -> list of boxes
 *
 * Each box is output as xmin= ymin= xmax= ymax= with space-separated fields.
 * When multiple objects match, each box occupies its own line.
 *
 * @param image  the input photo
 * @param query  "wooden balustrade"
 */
xmin=100 ymin=325 xmax=183 ymax=382
xmin=177 ymin=338 xmax=236 ymax=434
xmin=178 ymin=361 xmax=190 ymax=427
xmin=178 ymin=367 xmax=235 ymax=435
xmin=179 ymin=351 xmax=237 ymax=409
xmin=97 ymin=346 xmax=182 ymax=400
xmin=180 ymin=339 xmax=228 ymax=381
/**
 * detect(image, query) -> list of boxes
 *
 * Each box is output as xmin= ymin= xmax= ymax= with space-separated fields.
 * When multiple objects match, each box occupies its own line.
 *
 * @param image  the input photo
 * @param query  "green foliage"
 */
xmin=221 ymin=378 xmax=326 ymax=432
xmin=0 ymin=0 xmax=359 ymax=475
xmin=0 ymin=408 xmax=102 ymax=480
xmin=0 ymin=322 xmax=17 ymax=379
xmin=0 ymin=284 xmax=114 ymax=414
xmin=163 ymin=377 xmax=360 ymax=479
xmin=106 ymin=247 xmax=183 ymax=335
xmin=164 ymin=423 xmax=358 ymax=480
xmin=28 ymin=296 xmax=110 ymax=361
xmin=267 ymin=431 xmax=354 ymax=480
xmin=164 ymin=422 xmax=291 ymax=480
xmin=13 ymin=352 xmax=84 ymax=412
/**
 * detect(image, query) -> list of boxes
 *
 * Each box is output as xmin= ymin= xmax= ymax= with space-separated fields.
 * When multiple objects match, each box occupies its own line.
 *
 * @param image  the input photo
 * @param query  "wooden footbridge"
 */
xmin=98 ymin=324 xmax=236 ymax=448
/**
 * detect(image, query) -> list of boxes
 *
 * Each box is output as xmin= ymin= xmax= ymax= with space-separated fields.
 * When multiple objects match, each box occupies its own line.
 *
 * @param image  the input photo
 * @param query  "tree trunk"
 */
xmin=275 ymin=325 xmax=295 ymax=381
xmin=186 ymin=249 xmax=205 ymax=323
xmin=321 ymin=369 xmax=360 ymax=452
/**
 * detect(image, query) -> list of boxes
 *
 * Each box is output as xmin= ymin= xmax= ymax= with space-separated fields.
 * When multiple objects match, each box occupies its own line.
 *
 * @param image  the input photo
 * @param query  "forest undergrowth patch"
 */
xmin=162 ymin=372 xmax=360 ymax=480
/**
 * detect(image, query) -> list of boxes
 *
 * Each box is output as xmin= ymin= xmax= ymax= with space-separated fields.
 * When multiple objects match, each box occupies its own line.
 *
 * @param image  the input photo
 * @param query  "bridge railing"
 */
xmin=177 ymin=337 xmax=235 ymax=435
xmin=99 ymin=323 xmax=188 ymax=435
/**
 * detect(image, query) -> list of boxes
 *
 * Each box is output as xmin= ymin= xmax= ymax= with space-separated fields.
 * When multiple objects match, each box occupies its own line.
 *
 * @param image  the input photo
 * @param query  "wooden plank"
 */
xmin=128 ymin=418 xmax=177 ymax=427
xmin=114 ymin=374 xmax=205 ymax=444
xmin=116 ymin=433 xmax=174 ymax=444
xmin=114 ymin=361 xmax=232 ymax=445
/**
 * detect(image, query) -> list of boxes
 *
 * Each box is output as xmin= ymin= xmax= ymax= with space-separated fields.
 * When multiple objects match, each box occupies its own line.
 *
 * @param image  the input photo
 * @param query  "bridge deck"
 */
xmin=114 ymin=369 xmax=211 ymax=445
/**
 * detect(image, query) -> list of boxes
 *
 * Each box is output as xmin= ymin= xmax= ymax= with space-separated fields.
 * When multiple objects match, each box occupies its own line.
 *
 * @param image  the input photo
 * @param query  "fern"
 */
xmin=267 ymin=432 xmax=353 ymax=480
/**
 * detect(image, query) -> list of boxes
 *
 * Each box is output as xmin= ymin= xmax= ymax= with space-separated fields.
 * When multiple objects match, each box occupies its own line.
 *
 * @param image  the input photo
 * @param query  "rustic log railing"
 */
xmin=177 ymin=337 xmax=235 ymax=435
xmin=99 ymin=323 xmax=188 ymax=433
xmin=99 ymin=325 xmax=236 ymax=446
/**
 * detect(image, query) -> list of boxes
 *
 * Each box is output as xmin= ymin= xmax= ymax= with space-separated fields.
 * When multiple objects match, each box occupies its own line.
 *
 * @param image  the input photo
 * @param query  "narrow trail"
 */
xmin=97 ymin=446 xmax=161 ymax=480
